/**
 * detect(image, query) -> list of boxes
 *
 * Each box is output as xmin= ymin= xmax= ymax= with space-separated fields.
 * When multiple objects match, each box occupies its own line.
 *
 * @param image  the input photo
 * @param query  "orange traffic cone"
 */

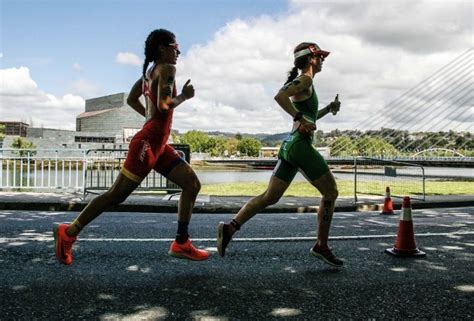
xmin=385 ymin=196 xmax=425 ymax=257
xmin=381 ymin=186 xmax=394 ymax=215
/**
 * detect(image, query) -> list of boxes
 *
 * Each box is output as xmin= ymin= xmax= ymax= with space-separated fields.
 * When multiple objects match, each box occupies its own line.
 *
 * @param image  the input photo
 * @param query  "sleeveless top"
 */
xmin=140 ymin=63 xmax=177 ymax=144
xmin=293 ymin=84 xmax=319 ymax=125
xmin=278 ymin=83 xmax=319 ymax=159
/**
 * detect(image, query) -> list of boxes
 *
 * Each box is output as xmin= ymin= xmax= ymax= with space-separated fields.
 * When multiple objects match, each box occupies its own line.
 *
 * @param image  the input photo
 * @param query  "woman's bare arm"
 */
xmin=274 ymin=75 xmax=316 ymax=133
xmin=156 ymin=64 xmax=176 ymax=112
xmin=274 ymin=75 xmax=314 ymax=121
xmin=127 ymin=78 xmax=146 ymax=117
xmin=156 ymin=64 xmax=193 ymax=111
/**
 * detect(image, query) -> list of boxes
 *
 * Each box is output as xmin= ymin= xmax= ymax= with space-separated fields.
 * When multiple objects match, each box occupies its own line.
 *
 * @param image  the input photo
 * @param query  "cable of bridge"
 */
xmin=329 ymin=49 xmax=472 ymax=152
xmin=329 ymin=49 xmax=473 ymax=155
xmin=393 ymin=84 xmax=472 ymax=151
xmin=401 ymin=99 xmax=473 ymax=153
xmin=331 ymin=50 xmax=472 ymax=154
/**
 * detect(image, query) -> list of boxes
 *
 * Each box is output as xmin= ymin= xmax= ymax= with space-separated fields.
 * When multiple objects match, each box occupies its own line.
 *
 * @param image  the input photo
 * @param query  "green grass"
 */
xmin=200 ymin=180 xmax=474 ymax=197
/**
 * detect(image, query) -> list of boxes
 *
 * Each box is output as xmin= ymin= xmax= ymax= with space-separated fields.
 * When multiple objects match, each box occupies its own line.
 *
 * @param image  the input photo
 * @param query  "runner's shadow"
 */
xmin=302 ymin=266 xmax=345 ymax=280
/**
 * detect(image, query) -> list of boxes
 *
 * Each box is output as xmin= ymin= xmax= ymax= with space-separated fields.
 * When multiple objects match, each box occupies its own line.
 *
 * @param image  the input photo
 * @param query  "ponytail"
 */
xmin=285 ymin=66 xmax=298 ymax=85
xmin=142 ymin=58 xmax=151 ymax=80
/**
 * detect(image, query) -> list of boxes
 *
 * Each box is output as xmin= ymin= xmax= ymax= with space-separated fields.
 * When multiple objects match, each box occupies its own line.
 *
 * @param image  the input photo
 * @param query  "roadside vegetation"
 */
xmin=174 ymin=128 xmax=473 ymax=157
xmin=200 ymin=180 xmax=474 ymax=197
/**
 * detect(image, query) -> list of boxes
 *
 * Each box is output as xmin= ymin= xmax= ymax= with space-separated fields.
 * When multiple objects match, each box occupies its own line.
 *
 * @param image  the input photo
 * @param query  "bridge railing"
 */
xmin=328 ymin=156 xmax=474 ymax=162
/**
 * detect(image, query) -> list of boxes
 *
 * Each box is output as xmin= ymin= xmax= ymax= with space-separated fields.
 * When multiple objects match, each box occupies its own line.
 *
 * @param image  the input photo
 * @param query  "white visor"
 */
xmin=294 ymin=44 xmax=330 ymax=59
xmin=294 ymin=48 xmax=312 ymax=59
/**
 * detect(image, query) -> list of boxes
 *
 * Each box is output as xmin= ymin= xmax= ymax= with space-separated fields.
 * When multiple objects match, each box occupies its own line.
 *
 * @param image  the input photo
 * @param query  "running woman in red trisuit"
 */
xmin=53 ymin=29 xmax=209 ymax=265
xmin=217 ymin=42 xmax=343 ymax=267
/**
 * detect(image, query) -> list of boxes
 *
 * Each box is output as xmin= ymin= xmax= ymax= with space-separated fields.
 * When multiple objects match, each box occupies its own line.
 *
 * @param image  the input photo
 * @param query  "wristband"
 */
xmin=171 ymin=94 xmax=186 ymax=109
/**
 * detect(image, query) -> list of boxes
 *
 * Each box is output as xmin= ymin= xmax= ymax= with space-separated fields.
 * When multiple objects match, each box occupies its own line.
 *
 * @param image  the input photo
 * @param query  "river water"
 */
xmin=195 ymin=167 xmax=473 ymax=184
xmin=1 ymin=166 xmax=472 ymax=188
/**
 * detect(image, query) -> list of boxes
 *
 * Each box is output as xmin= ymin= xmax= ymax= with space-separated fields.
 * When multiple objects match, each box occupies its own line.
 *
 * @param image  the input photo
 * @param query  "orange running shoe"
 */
xmin=168 ymin=239 xmax=209 ymax=261
xmin=53 ymin=224 xmax=77 ymax=265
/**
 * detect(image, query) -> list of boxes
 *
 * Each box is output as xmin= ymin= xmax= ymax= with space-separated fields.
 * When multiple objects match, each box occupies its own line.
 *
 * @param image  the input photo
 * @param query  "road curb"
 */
xmin=0 ymin=199 xmax=472 ymax=213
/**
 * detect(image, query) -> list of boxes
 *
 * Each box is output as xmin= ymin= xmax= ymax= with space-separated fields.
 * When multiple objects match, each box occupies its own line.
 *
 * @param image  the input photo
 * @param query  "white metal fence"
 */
xmin=83 ymin=149 xmax=181 ymax=198
xmin=0 ymin=148 xmax=184 ymax=195
xmin=0 ymin=149 xmax=86 ymax=190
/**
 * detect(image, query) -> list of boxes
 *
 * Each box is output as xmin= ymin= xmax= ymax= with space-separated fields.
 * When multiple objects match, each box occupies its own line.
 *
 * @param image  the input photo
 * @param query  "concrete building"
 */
xmin=0 ymin=121 xmax=29 ymax=137
xmin=1 ymin=93 xmax=149 ymax=156
xmin=76 ymin=93 xmax=144 ymax=141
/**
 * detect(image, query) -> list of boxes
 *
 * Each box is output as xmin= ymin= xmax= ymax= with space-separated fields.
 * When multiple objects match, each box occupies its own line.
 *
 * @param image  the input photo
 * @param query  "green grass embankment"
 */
xmin=200 ymin=180 xmax=474 ymax=197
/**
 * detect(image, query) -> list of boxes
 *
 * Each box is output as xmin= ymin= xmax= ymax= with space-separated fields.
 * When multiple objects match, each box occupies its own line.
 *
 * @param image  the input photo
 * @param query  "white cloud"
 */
xmin=69 ymin=78 xmax=103 ymax=99
xmin=72 ymin=63 xmax=81 ymax=71
xmin=0 ymin=67 xmax=85 ymax=130
xmin=0 ymin=66 xmax=38 ymax=95
xmin=295 ymin=0 xmax=472 ymax=54
xmin=116 ymin=52 xmax=141 ymax=66
xmin=0 ymin=53 xmax=3 ymax=59
xmin=1 ymin=1 xmax=471 ymax=135
xmin=172 ymin=0 xmax=472 ymax=134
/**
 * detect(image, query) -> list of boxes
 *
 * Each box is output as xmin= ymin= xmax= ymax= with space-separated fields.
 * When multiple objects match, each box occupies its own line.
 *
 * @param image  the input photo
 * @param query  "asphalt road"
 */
xmin=1 ymin=208 xmax=473 ymax=320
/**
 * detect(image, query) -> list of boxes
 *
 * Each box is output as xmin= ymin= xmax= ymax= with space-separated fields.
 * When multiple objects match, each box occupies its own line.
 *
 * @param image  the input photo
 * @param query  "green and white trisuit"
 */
xmin=274 ymin=78 xmax=329 ymax=182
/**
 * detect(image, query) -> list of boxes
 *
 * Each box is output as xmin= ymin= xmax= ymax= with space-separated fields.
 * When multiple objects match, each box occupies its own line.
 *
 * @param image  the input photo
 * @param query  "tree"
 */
xmin=330 ymin=136 xmax=356 ymax=157
xmin=206 ymin=136 xmax=227 ymax=156
xmin=355 ymin=136 xmax=398 ymax=156
xmin=237 ymin=137 xmax=262 ymax=157
xmin=171 ymin=131 xmax=181 ymax=144
xmin=0 ymin=124 xmax=5 ymax=141
xmin=181 ymin=130 xmax=210 ymax=153
xmin=11 ymin=137 xmax=37 ymax=157
xmin=313 ymin=130 xmax=327 ymax=147
xmin=224 ymin=138 xmax=239 ymax=156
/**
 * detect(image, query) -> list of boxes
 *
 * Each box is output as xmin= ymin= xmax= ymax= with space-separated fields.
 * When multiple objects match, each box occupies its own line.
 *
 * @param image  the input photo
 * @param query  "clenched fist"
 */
xmin=182 ymin=79 xmax=195 ymax=99
xmin=329 ymin=94 xmax=340 ymax=115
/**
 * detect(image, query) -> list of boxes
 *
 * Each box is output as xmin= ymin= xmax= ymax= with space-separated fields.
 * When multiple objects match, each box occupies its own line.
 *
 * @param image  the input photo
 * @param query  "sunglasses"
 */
xmin=167 ymin=43 xmax=181 ymax=55
xmin=314 ymin=54 xmax=325 ymax=60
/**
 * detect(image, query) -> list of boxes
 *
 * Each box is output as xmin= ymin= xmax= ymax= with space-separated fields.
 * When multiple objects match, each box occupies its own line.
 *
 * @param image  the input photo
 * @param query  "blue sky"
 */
xmin=1 ymin=0 xmax=287 ymax=96
xmin=1 ymin=0 xmax=472 ymax=133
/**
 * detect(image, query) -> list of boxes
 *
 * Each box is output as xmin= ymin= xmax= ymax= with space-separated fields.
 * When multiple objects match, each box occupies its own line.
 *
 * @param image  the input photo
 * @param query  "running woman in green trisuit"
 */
xmin=217 ymin=42 xmax=343 ymax=267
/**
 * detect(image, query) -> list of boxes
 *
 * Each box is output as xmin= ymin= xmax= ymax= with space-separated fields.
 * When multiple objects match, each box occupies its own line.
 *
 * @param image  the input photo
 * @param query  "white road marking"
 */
xmin=364 ymin=219 xmax=397 ymax=226
xmin=1 ymin=231 xmax=473 ymax=243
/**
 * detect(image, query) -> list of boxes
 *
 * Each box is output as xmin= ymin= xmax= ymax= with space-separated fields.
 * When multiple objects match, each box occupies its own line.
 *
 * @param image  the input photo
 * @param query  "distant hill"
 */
xmin=261 ymin=132 xmax=290 ymax=146
xmin=175 ymin=128 xmax=473 ymax=154
xmin=202 ymin=130 xmax=289 ymax=146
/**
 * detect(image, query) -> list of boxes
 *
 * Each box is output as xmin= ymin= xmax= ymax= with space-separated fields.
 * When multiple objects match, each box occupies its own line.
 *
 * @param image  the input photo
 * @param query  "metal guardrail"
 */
xmin=354 ymin=157 xmax=426 ymax=202
xmin=83 ymin=149 xmax=181 ymax=198
xmin=0 ymin=149 xmax=86 ymax=190
xmin=0 ymin=146 xmax=190 ymax=196
xmin=0 ymin=148 xmax=466 ymax=199
xmin=205 ymin=156 xmax=474 ymax=168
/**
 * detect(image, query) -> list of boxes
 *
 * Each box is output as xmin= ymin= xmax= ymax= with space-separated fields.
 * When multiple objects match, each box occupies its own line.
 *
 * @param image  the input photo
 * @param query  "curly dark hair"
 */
xmin=142 ymin=29 xmax=176 ymax=79
xmin=284 ymin=42 xmax=316 ymax=85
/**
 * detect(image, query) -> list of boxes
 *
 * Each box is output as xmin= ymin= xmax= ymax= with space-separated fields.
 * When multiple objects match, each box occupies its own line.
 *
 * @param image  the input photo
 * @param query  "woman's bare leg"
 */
xmin=217 ymin=176 xmax=290 ymax=257
xmin=67 ymin=173 xmax=140 ymax=237
xmin=232 ymin=176 xmax=290 ymax=228
xmin=165 ymin=162 xmax=201 ymax=224
xmin=310 ymin=171 xmax=339 ymax=248
xmin=165 ymin=161 xmax=209 ymax=260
